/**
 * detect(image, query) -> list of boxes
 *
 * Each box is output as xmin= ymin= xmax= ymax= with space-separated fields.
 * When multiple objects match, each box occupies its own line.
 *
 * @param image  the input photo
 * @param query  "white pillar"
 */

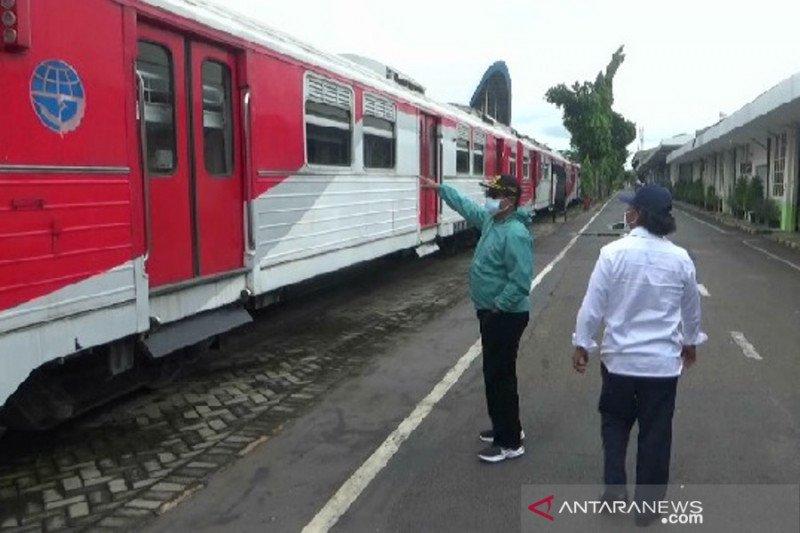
xmin=722 ymin=148 xmax=735 ymax=212
xmin=783 ymin=127 xmax=799 ymax=231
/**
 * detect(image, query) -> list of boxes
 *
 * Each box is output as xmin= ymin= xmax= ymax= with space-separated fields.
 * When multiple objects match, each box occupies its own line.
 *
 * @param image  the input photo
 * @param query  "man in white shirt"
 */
xmin=572 ymin=185 xmax=707 ymax=527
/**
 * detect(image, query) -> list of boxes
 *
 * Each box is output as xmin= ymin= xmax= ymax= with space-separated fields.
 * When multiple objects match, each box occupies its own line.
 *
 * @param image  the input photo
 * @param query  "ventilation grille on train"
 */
xmin=306 ymin=74 xmax=352 ymax=110
xmin=364 ymin=93 xmax=396 ymax=121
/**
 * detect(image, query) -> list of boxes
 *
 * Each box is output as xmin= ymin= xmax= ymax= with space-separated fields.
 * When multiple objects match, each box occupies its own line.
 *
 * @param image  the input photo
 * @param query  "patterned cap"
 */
xmin=479 ymin=174 xmax=520 ymax=196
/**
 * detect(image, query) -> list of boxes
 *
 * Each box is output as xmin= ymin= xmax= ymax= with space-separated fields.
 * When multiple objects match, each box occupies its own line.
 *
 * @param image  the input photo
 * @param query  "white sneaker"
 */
xmin=477 ymin=444 xmax=525 ymax=463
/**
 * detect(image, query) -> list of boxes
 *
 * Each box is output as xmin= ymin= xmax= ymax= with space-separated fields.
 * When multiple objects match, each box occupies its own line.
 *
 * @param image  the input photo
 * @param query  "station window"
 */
xmin=456 ymin=124 xmax=470 ymax=174
xmin=756 ymin=163 xmax=768 ymax=183
xmin=137 ymin=42 xmax=176 ymax=175
xmin=472 ymin=131 xmax=485 ymax=176
xmin=202 ymin=61 xmax=234 ymax=176
xmin=739 ymin=143 xmax=753 ymax=176
xmin=363 ymin=94 xmax=396 ymax=169
xmin=305 ymin=74 xmax=353 ymax=166
xmin=773 ymin=132 xmax=786 ymax=197
xmin=509 ymin=152 xmax=517 ymax=177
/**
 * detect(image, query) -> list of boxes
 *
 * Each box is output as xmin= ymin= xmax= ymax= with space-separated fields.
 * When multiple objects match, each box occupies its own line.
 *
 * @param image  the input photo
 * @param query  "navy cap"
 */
xmin=619 ymin=185 xmax=672 ymax=215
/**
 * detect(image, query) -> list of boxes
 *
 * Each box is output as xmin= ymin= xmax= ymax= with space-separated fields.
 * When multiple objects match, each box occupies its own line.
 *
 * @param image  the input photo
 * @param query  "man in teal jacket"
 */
xmin=420 ymin=174 xmax=533 ymax=462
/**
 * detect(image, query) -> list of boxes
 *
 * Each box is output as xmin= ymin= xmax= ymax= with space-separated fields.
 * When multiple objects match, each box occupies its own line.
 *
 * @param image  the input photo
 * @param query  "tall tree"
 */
xmin=545 ymin=46 xmax=636 ymax=198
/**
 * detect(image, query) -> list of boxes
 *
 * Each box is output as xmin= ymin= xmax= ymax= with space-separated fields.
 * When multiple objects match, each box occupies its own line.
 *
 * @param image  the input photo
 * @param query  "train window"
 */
xmin=137 ymin=42 xmax=176 ymax=175
xmin=363 ymin=94 xmax=396 ymax=169
xmin=305 ymin=74 xmax=353 ymax=166
xmin=523 ymin=154 xmax=531 ymax=182
xmin=472 ymin=131 xmax=485 ymax=176
xmin=509 ymin=152 xmax=517 ymax=177
xmin=456 ymin=124 xmax=470 ymax=174
xmin=202 ymin=61 xmax=234 ymax=176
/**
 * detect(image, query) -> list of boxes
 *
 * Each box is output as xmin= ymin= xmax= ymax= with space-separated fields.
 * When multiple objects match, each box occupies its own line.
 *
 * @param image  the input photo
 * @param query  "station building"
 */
xmin=666 ymin=72 xmax=800 ymax=232
xmin=632 ymin=134 xmax=693 ymax=186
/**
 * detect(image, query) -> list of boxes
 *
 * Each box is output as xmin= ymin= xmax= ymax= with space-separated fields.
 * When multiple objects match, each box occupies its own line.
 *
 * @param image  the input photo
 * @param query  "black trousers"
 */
xmin=599 ymin=364 xmax=678 ymax=504
xmin=477 ymin=309 xmax=529 ymax=448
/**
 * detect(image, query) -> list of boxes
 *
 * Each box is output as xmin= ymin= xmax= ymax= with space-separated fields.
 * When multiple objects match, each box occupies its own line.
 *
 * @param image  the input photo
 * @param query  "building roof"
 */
xmin=633 ymin=134 xmax=693 ymax=174
xmin=632 ymin=147 xmax=657 ymax=169
xmin=667 ymin=72 xmax=800 ymax=164
xmin=660 ymin=133 xmax=694 ymax=148
xmin=469 ymin=61 xmax=512 ymax=126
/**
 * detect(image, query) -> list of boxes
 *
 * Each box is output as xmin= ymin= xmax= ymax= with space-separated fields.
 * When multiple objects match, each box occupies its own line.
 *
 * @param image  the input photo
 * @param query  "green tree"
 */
xmin=545 ymin=46 xmax=636 ymax=199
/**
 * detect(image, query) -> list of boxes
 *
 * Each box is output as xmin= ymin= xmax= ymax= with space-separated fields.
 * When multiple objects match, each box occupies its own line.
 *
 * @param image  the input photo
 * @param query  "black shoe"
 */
xmin=477 ymin=444 xmax=524 ymax=463
xmin=479 ymin=429 xmax=525 ymax=443
xmin=634 ymin=512 xmax=662 ymax=527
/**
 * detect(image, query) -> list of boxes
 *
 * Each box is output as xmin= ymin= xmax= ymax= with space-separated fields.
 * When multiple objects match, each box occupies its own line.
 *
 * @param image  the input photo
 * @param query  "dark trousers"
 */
xmin=477 ymin=310 xmax=529 ymax=448
xmin=599 ymin=364 xmax=678 ymax=504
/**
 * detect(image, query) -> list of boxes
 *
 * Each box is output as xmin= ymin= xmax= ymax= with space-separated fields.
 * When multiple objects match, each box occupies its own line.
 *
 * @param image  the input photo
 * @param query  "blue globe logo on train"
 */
xmin=30 ymin=60 xmax=86 ymax=135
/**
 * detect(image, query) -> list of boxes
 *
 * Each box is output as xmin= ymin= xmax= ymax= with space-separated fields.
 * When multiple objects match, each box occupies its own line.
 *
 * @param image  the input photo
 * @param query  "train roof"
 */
xmin=139 ymin=0 xmax=575 ymax=166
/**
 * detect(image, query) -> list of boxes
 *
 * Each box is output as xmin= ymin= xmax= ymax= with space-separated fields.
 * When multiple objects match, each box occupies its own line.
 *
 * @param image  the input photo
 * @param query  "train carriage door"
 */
xmin=190 ymin=42 xmax=244 ymax=276
xmin=137 ymin=26 xmax=244 ymax=286
xmin=419 ymin=113 xmax=439 ymax=227
xmin=137 ymin=25 xmax=193 ymax=286
xmin=553 ymin=164 xmax=566 ymax=207
xmin=496 ymin=140 xmax=505 ymax=175
xmin=521 ymin=148 xmax=532 ymax=207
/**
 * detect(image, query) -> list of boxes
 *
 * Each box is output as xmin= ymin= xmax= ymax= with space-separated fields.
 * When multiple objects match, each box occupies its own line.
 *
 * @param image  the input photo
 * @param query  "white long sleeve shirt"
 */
xmin=572 ymin=227 xmax=708 ymax=377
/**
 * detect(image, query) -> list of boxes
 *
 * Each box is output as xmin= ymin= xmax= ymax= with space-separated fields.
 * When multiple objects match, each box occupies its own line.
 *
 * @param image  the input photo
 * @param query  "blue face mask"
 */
xmin=484 ymin=198 xmax=502 ymax=215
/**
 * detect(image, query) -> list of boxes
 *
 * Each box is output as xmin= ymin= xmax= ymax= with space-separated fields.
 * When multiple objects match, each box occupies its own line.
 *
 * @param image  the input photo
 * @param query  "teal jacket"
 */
xmin=439 ymin=184 xmax=534 ymax=313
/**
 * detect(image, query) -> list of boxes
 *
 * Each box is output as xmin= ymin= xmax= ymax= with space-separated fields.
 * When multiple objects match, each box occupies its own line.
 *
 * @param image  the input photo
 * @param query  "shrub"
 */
xmin=746 ymin=177 xmax=764 ymax=215
xmin=761 ymin=198 xmax=782 ymax=228
xmin=673 ymin=180 xmax=688 ymax=202
xmin=705 ymin=185 xmax=718 ymax=211
xmin=673 ymin=179 xmax=706 ymax=207
xmin=690 ymin=180 xmax=705 ymax=206
xmin=732 ymin=177 xmax=749 ymax=218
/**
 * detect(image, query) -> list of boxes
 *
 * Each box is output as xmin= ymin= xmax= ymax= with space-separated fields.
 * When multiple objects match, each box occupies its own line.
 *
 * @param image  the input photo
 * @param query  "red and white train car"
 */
xmin=0 ymin=0 xmax=579 ymax=428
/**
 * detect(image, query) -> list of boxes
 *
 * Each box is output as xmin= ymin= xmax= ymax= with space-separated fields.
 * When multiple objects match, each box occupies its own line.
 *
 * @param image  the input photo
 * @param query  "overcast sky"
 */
xmin=217 ymin=0 xmax=800 ymax=155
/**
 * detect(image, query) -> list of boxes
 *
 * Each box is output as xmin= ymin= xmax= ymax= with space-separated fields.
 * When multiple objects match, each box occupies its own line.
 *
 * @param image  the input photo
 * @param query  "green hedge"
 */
xmin=674 ymin=179 xmax=707 ymax=208
xmin=675 ymin=176 xmax=780 ymax=227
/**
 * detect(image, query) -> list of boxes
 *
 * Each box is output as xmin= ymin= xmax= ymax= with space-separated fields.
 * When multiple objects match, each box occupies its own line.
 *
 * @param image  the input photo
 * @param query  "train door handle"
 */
xmin=136 ymin=70 xmax=153 ymax=261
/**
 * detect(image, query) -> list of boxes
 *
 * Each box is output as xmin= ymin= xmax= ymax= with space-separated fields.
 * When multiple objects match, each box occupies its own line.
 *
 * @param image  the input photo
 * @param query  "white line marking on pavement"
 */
xmin=302 ymin=340 xmax=481 ymax=533
xmin=302 ymin=198 xmax=616 ymax=532
xmin=678 ymin=210 xmax=730 ymax=234
xmin=730 ymin=331 xmax=763 ymax=361
xmin=742 ymin=240 xmax=800 ymax=273
xmin=697 ymin=284 xmax=710 ymax=297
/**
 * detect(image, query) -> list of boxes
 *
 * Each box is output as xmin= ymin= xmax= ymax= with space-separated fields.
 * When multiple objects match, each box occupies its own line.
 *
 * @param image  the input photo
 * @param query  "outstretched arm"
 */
xmin=420 ymin=177 xmax=488 ymax=228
